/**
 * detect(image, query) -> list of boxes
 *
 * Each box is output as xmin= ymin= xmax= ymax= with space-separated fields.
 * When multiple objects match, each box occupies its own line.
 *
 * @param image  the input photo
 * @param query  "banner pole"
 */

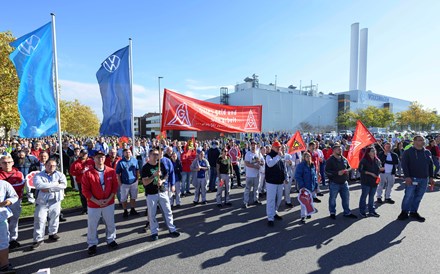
xmin=129 ymin=38 xmax=135 ymax=149
xmin=51 ymin=13 xmax=63 ymax=173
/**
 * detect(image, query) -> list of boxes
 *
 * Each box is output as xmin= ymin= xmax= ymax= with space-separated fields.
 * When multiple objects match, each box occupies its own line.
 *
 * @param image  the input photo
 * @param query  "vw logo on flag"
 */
xmin=103 ymin=55 xmax=121 ymax=73
xmin=18 ymin=35 xmax=40 ymax=56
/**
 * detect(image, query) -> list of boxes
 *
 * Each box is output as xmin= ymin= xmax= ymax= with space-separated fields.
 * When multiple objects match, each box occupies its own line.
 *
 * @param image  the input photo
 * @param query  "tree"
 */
xmin=396 ymin=102 xmax=438 ymax=131
xmin=60 ymin=99 xmax=100 ymax=136
xmin=0 ymin=31 xmax=20 ymax=133
xmin=336 ymin=111 xmax=357 ymax=130
xmin=356 ymin=106 xmax=394 ymax=128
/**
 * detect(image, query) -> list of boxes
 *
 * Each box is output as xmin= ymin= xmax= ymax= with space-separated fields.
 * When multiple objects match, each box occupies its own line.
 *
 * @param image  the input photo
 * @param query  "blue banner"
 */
xmin=9 ymin=22 xmax=58 ymax=138
xmin=96 ymin=46 xmax=132 ymax=137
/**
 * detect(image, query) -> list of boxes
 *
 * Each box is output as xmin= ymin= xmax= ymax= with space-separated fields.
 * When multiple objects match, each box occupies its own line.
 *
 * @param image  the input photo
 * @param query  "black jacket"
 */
xmin=325 ymin=155 xmax=350 ymax=184
xmin=378 ymin=151 xmax=399 ymax=175
xmin=265 ymin=150 xmax=286 ymax=184
xmin=358 ymin=157 xmax=382 ymax=187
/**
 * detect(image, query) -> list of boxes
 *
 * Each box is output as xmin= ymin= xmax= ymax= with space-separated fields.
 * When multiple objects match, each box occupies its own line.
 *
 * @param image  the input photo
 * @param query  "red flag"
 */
xmin=347 ymin=120 xmax=377 ymax=169
xmin=286 ymin=131 xmax=306 ymax=154
xmin=161 ymin=89 xmax=262 ymax=133
xmin=156 ymin=130 xmax=167 ymax=140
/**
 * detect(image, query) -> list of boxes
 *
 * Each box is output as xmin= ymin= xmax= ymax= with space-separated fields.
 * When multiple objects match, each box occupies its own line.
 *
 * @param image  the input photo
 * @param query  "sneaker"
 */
xmin=409 ymin=212 xmax=426 ymax=222
xmin=32 ymin=241 xmax=43 ymax=250
xmin=242 ymin=203 xmax=248 ymax=209
xmin=150 ymin=234 xmax=159 ymax=241
xmin=48 ymin=234 xmax=60 ymax=241
xmin=316 ymin=193 xmax=324 ymax=197
xmin=193 ymin=201 xmax=199 ymax=206
xmin=225 ymin=202 xmax=232 ymax=206
xmin=108 ymin=241 xmax=118 ymax=249
xmin=397 ymin=211 xmax=409 ymax=220
xmin=130 ymin=208 xmax=140 ymax=216
xmin=8 ymin=240 xmax=20 ymax=250
xmin=344 ymin=213 xmax=358 ymax=219
xmin=201 ymin=201 xmax=208 ymax=205
xmin=359 ymin=212 xmax=367 ymax=218
xmin=254 ymin=201 xmax=263 ymax=206
xmin=285 ymin=202 xmax=293 ymax=208
xmin=376 ymin=198 xmax=383 ymax=204
xmin=87 ymin=245 xmax=97 ymax=256
xmin=217 ymin=204 xmax=222 ymax=208
xmin=170 ymin=231 xmax=180 ymax=237
xmin=306 ymin=215 xmax=312 ymax=219
xmin=81 ymin=209 xmax=88 ymax=215
xmin=186 ymin=191 xmax=193 ymax=195
xmin=369 ymin=212 xmax=380 ymax=218
xmin=274 ymin=214 xmax=283 ymax=220
xmin=300 ymin=217 xmax=306 ymax=224
xmin=174 ymin=204 xmax=181 ymax=208
xmin=330 ymin=214 xmax=336 ymax=219
xmin=313 ymin=198 xmax=321 ymax=203
xmin=123 ymin=210 xmax=129 ymax=218
xmin=267 ymin=220 xmax=274 ymax=227
xmin=385 ymin=198 xmax=395 ymax=204
xmin=59 ymin=214 xmax=67 ymax=222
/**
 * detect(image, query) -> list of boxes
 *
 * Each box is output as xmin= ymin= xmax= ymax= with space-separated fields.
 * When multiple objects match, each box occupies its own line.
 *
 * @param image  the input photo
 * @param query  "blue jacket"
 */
xmin=294 ymin=161 xmax=318 ymax=192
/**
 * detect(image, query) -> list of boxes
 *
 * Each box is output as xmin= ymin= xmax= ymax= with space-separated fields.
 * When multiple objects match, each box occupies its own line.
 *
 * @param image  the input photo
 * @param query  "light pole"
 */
xmin=158 ymin=76 xmax=163 ymax=131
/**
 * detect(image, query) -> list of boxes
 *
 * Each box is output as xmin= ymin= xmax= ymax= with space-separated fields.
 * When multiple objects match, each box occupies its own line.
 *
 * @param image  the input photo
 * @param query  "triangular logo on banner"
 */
xmin=244 ymin=110 xmax=258 ymax=130
xmin=167 ymin=103 xmax=192 ymax=127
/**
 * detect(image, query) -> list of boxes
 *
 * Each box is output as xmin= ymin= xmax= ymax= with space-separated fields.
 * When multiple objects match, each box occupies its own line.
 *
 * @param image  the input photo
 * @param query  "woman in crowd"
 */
xmin=294 ymin=152 xmax=318 ymax=224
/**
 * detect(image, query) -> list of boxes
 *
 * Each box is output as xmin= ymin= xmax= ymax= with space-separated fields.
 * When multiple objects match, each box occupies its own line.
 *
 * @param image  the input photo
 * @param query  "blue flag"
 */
xmin=96 ymin=46 xmax=132 ymax=137
xmin=9 ymin=22 xmax=58 ymax=138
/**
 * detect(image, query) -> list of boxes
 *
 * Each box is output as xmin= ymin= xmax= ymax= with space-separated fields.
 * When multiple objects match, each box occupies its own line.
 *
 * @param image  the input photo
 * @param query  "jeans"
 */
xmin=320 ymin=161 xmax=327 ymax=185
xmin=232 ymin=164 xmax=241 ymax=186
xmin=181 ymin=172 xmax=191 ymax=194
xmin=209 ymin=167 xmax=218 ymax=191
xmin=328 ymin=181 xmax=351 ymax=215
xmin=401 ymin=177 xmax=428 ymax=213
xmin=433 ymin=157 xmax=440 ymax=176
xmin=359 ymin=184 xmax=377 ymax=214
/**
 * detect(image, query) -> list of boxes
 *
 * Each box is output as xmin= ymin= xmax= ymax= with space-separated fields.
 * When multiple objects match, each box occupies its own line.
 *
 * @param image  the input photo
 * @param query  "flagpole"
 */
xmin=51 ymin=13 xmax=63 ymax=173
xmin=129 ymin=38 xmax=135 ymax=149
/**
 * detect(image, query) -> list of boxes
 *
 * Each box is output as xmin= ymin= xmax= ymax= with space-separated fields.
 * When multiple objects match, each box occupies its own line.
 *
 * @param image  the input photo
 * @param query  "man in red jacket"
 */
xmin=70 ymin=149 xmax=95 ymax=214
xmin=82 ymin=151 xmax=118 ymax=256
xmin=0 ymin=155 xmax=25 ymax=250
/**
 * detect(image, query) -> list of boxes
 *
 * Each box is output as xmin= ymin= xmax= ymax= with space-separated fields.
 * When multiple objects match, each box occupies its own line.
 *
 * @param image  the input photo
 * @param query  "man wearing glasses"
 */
xmin=0 ymin=155 xmax=25 ymax=250
xmin=398 ymin=135 xmax=435 ymax=222
xmin=142 ymin=148 xmax=180 ymax=241
xmin=32 ymin=159 xmax=67 ymax=249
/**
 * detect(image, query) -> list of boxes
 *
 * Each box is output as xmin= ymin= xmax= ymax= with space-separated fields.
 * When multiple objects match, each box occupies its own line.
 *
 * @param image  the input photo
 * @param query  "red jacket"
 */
xmin=69 ymin=158 xmax=95 ymax=185
xmin=104 ymin=156 xmax=121 ymax=169
xmin=82 ymin=167 xmax=118 ymax=208
xmin=0 ymin=167 xmax=25 ymax=199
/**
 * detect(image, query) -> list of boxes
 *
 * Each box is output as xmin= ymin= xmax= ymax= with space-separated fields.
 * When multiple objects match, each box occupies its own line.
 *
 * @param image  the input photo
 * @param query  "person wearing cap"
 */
xmin=243 ymin=139 xmax=264 ymax=208
xmin=116 ymin=149 xmax=140 ymax=218
xmin=191 ymin=150 xmax=210 ymax=205
xmin=265 ymin=141 xmax=287 ymax=227
xmin=207 ymin=140 xmax=221 ymax=192
xmin=70 ymin=149 xmax=95 ymax=215
xmin=325 ymin=144 xmax=357 ymax=219
xmin=82 ymin=151 xmax=119 ymax=256
xmin=31 ymin=159 xmax=67 ymax=249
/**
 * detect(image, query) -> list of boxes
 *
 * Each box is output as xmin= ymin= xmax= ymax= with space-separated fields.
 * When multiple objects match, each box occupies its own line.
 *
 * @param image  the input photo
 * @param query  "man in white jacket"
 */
xmin=32 ymin=159 xmax=67 ymax=249
xmin=0 ymin=179 xmax=18 ymax=272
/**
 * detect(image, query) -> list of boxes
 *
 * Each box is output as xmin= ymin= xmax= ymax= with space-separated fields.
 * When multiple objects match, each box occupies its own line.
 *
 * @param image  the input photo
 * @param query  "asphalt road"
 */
xmin=9 ymin=178 xmax=440 ymax=274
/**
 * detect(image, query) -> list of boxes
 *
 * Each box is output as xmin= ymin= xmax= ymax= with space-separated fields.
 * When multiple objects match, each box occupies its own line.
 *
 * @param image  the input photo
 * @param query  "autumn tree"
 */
xmin=0 ymin=31 xmax=20 ymax=133
xmin=396 ymin=102 xmax=439 ymax=131
xmin=60 ymin=99 xmax=100 ymax=136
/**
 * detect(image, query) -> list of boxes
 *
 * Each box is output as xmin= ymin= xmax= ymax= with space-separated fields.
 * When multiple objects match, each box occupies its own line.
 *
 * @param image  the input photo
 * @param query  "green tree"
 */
xmin=396 ymin=102 xmax=437 ymax=131
xmin=356 ymin=106 xmax=394 ymax=128
xmin=0 ymin=31 xmax=20 ymax=133
xmin=336 ymin=111 xmax=357 ymax=130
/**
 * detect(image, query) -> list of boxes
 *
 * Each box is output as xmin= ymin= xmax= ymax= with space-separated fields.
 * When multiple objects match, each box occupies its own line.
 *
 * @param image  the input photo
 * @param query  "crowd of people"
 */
xmin=0 ymin=131 xmax=438 ymax=271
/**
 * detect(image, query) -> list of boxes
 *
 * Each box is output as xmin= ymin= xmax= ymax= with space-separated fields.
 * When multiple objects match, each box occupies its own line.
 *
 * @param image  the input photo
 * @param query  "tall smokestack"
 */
xmin=349 ymin=23 xmax=359 ymax=91
xmin=358 ymin=28 xmax=368 ymax=91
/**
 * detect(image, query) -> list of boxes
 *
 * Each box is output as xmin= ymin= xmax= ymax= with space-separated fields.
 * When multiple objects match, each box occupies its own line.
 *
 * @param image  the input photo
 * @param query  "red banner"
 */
xmin=287 ymin=131 xmax=307 ymax=154
xmin=347 ymin=120 xmax=377 ymax=169
xmin=161 ymin=89 xmax=262 ymax=133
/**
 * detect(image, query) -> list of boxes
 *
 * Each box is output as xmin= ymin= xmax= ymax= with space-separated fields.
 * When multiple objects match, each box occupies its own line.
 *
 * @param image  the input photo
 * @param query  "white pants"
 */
xmin=376 ymin=173 xmax=395 ymax=199
xmin=258 ymin=173 xmax=266 ymax=196
xmin=284 ymin=175 xmax=294 ymax=204
xmin=194 ymin=178 xmax=207 ymax=203
xmin=169 ymin=181 xmax=181 ymax=206
xmin=216 ymin=174 xmax=231 ymax=204
xmin=146 ymin=192 xmax=177 ymax=235
xmin=87 ymin=204 xmax=116 ymax=247
xmin=33 ymin=199 xmax=61 ymax=242
xmin=243 ymin=176 xmax=259 ymax=204
xmin=266 ymin=183 xmax=284 ymax=221
xmin=8 ymin=198 xmax=21 ymax=241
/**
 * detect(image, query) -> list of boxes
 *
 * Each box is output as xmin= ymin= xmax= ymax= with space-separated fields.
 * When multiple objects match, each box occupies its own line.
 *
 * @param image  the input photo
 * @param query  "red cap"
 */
xmin=272 ymin=141 xmax=282 ymax=148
